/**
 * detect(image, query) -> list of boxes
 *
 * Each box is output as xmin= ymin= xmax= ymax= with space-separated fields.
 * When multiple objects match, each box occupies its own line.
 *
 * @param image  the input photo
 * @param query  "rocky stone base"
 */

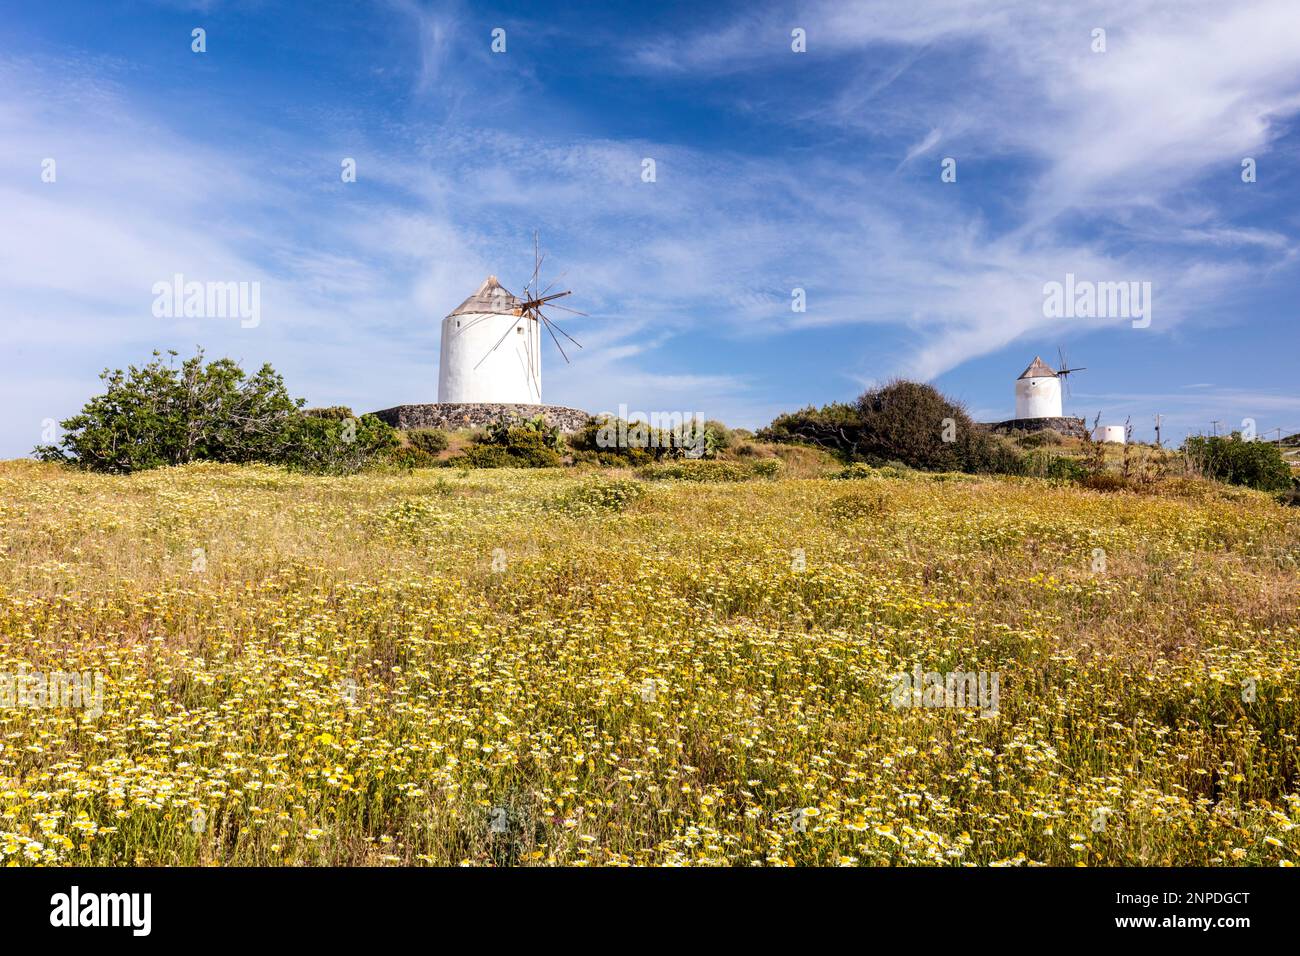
xmin=367 ymin=402 xmax=593 ymax=433
xmin=984 ymin=416 xmax=1089 ymax=439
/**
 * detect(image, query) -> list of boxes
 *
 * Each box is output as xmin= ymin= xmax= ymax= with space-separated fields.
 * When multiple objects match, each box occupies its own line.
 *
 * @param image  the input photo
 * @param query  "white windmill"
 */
xmin=436 ymin=234 xmax=585 ymax=405
xmin=1014 ymin=349 xmax=1085 ymax=420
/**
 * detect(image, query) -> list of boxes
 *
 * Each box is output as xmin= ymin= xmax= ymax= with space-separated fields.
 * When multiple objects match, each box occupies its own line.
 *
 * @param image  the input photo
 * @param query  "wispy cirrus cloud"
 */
xmin=616 ymin=0 xmax=1300 ymax=380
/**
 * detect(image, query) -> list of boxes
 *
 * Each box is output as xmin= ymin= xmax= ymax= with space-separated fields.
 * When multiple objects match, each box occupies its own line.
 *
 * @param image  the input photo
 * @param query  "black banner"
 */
xmin=0 ymin=866 xmax=1282 ymax=943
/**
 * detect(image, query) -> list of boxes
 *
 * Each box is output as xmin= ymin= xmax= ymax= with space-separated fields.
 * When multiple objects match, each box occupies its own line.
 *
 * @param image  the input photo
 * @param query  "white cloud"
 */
xmin=622 ymin=0 xmax=1300 ymax=379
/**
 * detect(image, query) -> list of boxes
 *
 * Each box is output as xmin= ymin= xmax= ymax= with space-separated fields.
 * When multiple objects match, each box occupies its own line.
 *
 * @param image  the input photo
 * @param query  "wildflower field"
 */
xmin=0 ymin=459 xmax=1297 ymax=866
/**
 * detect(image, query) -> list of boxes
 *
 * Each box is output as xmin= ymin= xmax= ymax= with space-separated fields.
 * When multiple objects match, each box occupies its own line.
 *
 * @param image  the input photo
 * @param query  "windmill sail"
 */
xmin=1055 ymin=347 xmax=1086 ymax=400
xmin=471 ymin=234 xmax=584 ymax=375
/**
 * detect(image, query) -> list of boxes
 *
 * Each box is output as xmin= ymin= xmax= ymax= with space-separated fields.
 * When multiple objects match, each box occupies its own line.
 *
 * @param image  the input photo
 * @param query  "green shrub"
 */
xmin=454 ymin=445 xmax=512 ymax=469
xmin=1183 ymin=434 xmax=1293 ymax=492
xmin=961 ymin=432 xmax=1025 ymax=475
xmin=1023 ymin=451 xmax=1089 ymax=482
xmin=453 ymin=424 xmax=563 ymax=468
xmin=759 ymin=380 xmax=1024 ymax=475
xmin=833 ymin=463 xmax=884 ymax=481
xmin=406 ymin=428 xmax=449 ymax=455
xmin=760 ymin=401 xmax=859 ymax=451
xmin=702 ymin=420 xmax=734 ymax=451
xmin=281 ymin=414 xmax=399 ymax=474
xmin=570 ymin=416 xmax=718 ymax=460
xmin=384 ymin=445 xmax=443 ymax=470
xmin=486 ymin=415 xmax=564 ymax=449
xmin=32 ymin=349 xmax=396 ymax=475
xmin=446 ymin=415 xmax=567 ymax=468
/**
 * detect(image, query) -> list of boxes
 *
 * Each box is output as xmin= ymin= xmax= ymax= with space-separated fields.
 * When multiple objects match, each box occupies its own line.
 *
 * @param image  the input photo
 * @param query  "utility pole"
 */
xmin=1210 ymin=419 xmax=1221 ymax=436
xmin=1154 ymin=414 xmax=1162 ymax=448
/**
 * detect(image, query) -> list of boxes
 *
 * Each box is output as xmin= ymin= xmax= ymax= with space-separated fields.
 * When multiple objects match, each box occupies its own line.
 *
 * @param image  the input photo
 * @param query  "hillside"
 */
xmin=0 ymin=460 xmax=1296 ymax=866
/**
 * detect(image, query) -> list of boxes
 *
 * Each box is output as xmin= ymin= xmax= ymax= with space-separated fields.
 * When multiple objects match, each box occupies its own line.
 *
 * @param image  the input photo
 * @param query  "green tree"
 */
xmin=34 ymin=349 xmax=396 ymax=474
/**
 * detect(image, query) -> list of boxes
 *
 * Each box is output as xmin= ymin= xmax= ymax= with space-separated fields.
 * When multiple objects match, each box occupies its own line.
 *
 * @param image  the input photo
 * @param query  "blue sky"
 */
xmin=3 ymin=0 xmax=1299 ymax=457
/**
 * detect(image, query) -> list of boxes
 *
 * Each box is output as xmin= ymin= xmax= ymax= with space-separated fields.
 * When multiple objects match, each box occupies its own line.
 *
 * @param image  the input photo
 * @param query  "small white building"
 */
xmin=1095 ymin=425 xmax=1127 ymax=444
xmin=437 ymin=276 xmax=542 ymax=405
xmin=1014 ymin=356 xmax=1063 ymax=419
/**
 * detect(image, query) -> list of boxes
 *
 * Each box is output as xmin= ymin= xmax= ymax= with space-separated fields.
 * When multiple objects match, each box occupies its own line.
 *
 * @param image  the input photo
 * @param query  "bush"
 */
xmin=1183 ymin=434 xmax=1293 ymax=492
xmin=551 ymin=477 xmax=646 ymax=515
xmin=33 ymin=349 xmax=302 ymax=472
xmin=833 ymin=463 xmax=886 ymax=481
xmin=283 ymin=414 xmax=400 ymax=474
xmin=453 ymin=420 xmax=563 ymax=468
xmin=702 ymin=420 xmax=734 ymax=451
xmin=568 ymin=418 xmax=653 ymax=466
xmin=383 ymin=445 xmax=443 ymax=470
xmin=406 ymin=428 xmax=449 ymax=455
xmin=759 ymin=401 xmax=859 ymax=451
xmin=1023 ymin=451 xmax=1089 ymax=482
xmin=32 ymin=350 xmax=401 ymax=475
xmin=964 ymin=434 xmax=1024 ymax=475
xmin=570 ymin=416 xmax=719 ymax=461
xmin=485 ymin=415 xmax=565 ymax=450
xmin=1083 ymin=472 xmax=1129 ymax=493
xmin=34 ymin=351 xmax=331 ymax=472
xmin=759 ymin=380 xmax=1024 ymax=475
xmin=454 ymin=445 xmax=517 ymax=469
xmin=570 ymin=447 xmax=654 ymax=467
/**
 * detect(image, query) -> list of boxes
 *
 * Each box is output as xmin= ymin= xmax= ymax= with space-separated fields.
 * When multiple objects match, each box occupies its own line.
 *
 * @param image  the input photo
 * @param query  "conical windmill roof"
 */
xmin=1017 ymin=356 xmax=1058 ymax=379
xmin=449 ymin=275 xmax=523 ymax=317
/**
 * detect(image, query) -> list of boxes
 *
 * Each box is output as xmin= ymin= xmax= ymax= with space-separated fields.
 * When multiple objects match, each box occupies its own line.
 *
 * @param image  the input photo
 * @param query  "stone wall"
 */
xmin=367 ymin=402 xmax=593 ymax=434
xmin=984 ymin=416 xmax=1089 ymax=439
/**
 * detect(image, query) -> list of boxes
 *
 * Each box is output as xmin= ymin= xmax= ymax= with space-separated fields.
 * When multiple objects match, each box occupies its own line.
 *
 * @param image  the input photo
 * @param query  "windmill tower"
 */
xmin=1014 ymin=357 xmax=1063 ymax=419
xmin=1013 ymin=350 xmax=1086 ymax=420
xmin=437 ymin=276 xmax=540 ymax=404
xmin=436 ymin=234 xmax=583 ymax=405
